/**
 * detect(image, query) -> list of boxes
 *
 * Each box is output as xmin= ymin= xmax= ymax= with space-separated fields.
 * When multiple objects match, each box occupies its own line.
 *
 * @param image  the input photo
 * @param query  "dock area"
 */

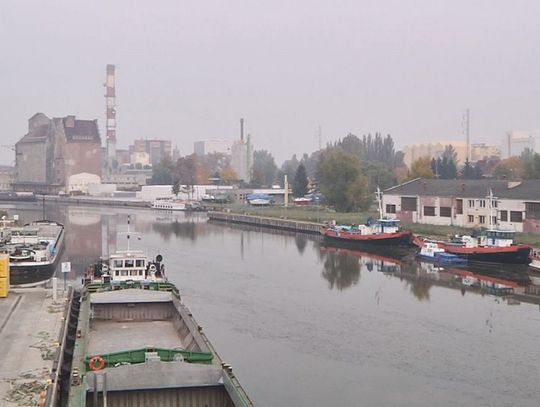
xmin=0 ymin=285 xmax=71 ymax=407
xmin=208 ymin=211 xmax=324 ymax=234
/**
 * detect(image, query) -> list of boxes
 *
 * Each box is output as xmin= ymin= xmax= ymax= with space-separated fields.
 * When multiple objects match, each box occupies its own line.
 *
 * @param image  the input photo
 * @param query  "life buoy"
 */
xmin=88 ymin=355 xmax=106 ymax=371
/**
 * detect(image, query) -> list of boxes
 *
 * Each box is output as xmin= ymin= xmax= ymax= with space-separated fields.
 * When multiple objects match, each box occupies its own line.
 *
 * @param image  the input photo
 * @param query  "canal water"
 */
xmin=3 ymin=203 xmax=540 ymax=407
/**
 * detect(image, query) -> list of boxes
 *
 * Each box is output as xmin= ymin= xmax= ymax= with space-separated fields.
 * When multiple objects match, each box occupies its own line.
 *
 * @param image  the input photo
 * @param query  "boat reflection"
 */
xmin=318 ymin=241 xmax=540 ymax=305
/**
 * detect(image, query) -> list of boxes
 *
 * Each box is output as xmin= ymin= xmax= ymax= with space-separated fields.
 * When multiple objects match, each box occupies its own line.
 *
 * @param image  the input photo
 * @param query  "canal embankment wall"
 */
xmin=207 ymin=211 xmax=323 ymax=234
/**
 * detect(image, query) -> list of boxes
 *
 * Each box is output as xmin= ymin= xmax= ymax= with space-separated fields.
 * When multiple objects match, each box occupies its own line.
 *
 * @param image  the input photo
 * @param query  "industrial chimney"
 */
xmin=240 ymin=118 xmax=244 ymax=142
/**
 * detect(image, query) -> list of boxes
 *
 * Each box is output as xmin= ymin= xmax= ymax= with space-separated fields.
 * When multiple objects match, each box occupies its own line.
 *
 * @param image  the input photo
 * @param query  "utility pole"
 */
xmin=284 ymin=175 xmax=289 ymax=207
xmin=462 ymin=109 xmax=471 ymax=162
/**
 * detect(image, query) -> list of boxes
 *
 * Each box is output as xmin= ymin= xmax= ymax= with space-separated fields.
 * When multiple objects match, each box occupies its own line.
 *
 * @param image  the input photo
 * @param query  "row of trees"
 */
xmin=409 ymin=147 xmax=540 ymax=181
xmin=152 ymin=137 xmax=540 ymax=213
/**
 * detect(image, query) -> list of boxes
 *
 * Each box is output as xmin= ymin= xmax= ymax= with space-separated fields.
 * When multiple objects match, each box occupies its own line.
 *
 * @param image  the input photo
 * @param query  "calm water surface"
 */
xmin=3 ymin=203 xmax=540 ymax=407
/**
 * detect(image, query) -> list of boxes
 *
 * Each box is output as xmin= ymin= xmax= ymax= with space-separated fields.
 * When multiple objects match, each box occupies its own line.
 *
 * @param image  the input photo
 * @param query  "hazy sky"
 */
xmin=1 ymin=0 xmax=539 ymax=165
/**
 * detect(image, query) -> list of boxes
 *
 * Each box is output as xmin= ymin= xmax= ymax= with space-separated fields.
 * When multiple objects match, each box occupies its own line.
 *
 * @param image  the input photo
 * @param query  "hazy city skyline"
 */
xmin=2 ymin=0 xmax=539 ymax=165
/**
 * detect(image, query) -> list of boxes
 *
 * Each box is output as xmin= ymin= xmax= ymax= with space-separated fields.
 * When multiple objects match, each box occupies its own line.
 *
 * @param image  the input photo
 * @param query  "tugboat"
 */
xmin=65 ymin=217 xmax=253 ymax=406
xmin=320 ymin=188 xmax=412 ymax=246
xmin=414 ymin=191 xmax=531 ymax=265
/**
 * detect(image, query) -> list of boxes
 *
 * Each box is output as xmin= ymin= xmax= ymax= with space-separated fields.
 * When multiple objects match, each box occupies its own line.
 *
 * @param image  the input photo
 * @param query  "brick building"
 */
xmin=382 ymin=178 xmax=540 ymax=234
xmin=14 ymin=113 xmax=101 ymax=194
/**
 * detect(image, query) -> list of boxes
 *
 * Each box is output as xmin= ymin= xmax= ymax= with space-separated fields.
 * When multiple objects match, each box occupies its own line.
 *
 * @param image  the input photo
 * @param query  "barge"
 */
xmin=66 ymin=247 xmax=253 ymax=406
xmin=0 ymin=220 xmax=64 ymax=285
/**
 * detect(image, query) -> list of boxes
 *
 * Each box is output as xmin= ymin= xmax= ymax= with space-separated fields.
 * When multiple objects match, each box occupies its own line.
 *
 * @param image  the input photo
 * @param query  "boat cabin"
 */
xmin=10 ymin=227 xmax=40 ymax=245
xmin=99 ymin=251 xmax=165 ymax=283
xmin=484 ymin=229 xmax=515 ymax=247
xmin=374 ymin=219 xmax=401 ymax=234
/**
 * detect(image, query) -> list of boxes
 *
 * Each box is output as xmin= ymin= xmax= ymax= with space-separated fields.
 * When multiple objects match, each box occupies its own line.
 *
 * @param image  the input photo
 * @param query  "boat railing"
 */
xmin=83 ymin=280 xmax=181 ymax=299
xmin=84 ymin=347 xmax=214 ymax=371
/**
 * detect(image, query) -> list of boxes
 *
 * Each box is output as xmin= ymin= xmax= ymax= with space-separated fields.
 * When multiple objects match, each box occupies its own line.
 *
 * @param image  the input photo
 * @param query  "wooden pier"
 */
xmin=207 ymin=211 xmax=323 ymax=234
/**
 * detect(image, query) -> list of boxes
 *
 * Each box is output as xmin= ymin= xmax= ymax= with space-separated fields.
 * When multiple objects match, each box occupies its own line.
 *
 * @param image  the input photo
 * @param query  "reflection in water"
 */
xmin=295 ymin=235 xmax=307 ymax=254
xmin=318 ymin=240 xmax=540 ymax=306
xmin=319 ymin=247 xmax=361 ymax=290
xmin=152 ymin=220 xmax=198 ymax=241
xmin=404 ymin=278 xmax=432 ymax=302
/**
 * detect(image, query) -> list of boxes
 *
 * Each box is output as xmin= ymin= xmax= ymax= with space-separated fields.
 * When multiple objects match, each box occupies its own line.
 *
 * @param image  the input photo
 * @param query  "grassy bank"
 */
xmin=214 ymin=204 xmax=540 ymax=247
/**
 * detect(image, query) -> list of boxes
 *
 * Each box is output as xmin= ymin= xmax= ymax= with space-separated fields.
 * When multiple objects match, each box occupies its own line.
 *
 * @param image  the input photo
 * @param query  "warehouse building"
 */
xmin=382 ymin=178 xmax=540 ymax=234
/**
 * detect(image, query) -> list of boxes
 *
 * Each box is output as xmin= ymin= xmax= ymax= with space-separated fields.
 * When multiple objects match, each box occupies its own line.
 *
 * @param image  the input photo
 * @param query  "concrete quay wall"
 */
xmin=207 ymin=211 xmax=323 ymax=234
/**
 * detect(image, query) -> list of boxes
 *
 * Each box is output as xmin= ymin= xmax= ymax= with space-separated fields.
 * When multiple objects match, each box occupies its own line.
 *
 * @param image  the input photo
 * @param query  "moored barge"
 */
xmin=66 ymin=249 xmax=253 ymax=406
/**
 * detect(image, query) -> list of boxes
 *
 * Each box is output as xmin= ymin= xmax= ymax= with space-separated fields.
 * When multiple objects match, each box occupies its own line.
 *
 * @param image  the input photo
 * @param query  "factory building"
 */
xmin=14 ymin=113 xmax=101 ymax=194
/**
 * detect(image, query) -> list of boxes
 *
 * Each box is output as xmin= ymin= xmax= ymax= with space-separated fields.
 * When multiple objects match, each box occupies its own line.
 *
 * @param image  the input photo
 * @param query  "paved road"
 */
xmin=0 ymin=288 xmax=65 ymax=406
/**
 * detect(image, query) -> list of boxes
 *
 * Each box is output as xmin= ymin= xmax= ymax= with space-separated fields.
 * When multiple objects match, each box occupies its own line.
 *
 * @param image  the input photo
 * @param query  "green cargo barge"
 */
xmin=65 ymin=249 xmax=253 ymax=406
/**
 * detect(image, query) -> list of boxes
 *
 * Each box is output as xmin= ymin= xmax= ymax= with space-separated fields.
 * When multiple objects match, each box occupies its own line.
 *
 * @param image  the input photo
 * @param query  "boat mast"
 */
xmin=126 ymin=214 xmax=131 ymax=253
xmin=375 ymin=187 xmax=383 ymax=220
xmin=487 ymin=189 xmax=498 ymax=230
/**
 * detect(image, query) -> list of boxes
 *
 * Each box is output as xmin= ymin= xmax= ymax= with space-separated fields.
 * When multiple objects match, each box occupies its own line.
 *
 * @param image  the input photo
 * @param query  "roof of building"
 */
xmin=385 ymin=178 xmax=540 ymax=201
xmin=62 ymin=118 xmax=100 ymax=143
xmin=17 ymin=125 xmax=51 ymax=145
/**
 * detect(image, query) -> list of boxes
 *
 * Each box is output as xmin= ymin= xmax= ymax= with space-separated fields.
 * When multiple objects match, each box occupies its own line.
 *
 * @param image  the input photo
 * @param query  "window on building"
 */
xmin=401 ymin=197 xmax=417 ymax=211
xmin=479 ymin=200 xmax=486 ymax=208
xmin=493 ymin=200 xmax=498 ymax=208
xmin=114 ymin=260 xmax=123 ymax=268
xmin=440 ymin=207 xmax=452 ymax=217
xmin=492 ymin=216 xmax=497 ymax=225
xmin=525 ymin=202 xmax=540 ymax=220
xmin=424 ymin=206 xmax=436 ymax=216
xmin=468 ymin=200 xmax=475 ymax=208
xmin=500 ymin=210 xmax=508 ymax=222
xmin=386 ymin=204 xmax=396 ymax=214
xmin=456 ymin=199 xmax=463 ymax=214
xmin=125 ymin=259 xmax=134 ymax=268
xmin=479 ymin=215 xmax=485 ymax=224
xmin=468 ymin=215 xmax=474 ymax=223
xmin=510 ymin=211 xmax=523 ymax=223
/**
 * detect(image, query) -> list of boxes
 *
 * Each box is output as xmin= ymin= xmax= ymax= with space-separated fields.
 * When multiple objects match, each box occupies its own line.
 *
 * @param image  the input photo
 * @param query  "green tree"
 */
xmin=319 ymin=150 xmax=368 ymax=211
xmin=293 ymin=163 xmax=309 ymax=197
xmin=150 ymin=159 xmax=173 ymax=185
xmin=174 ymin=155 xmax=198 ymax=197
xmin=251 ymin=150 xmax=278 ymax=187
xmin=409 ymin=157 xmax=434 ymax=180
xmin=522 ymin=149 xmax=540 ymax=179
xmin=363 ymin=162 xmax=396 ymax=191
xmin=493 ymin=164 xmax=513 ymax=179
xmin=171 ymin=177 xmax=181 ymax=197
xmin=461 ymin=159 xmax=476 ymax=179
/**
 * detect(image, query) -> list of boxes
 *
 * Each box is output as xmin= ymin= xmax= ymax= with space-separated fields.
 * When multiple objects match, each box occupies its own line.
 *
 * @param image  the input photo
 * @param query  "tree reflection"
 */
xmin=152 ymin=220 xmax=197 ymax=241
xmin=404 ymin=278 xmax=432 ymax=302
xmin=321 ymin=250 xmax=360 ymax=290
xmin=295 ymin=235 xmax=307 ymax=254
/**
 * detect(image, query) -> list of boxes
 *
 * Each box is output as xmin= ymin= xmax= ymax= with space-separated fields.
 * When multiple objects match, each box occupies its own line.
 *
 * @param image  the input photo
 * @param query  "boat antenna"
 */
xmin=375 ymin=186 xmax=383 ymax=220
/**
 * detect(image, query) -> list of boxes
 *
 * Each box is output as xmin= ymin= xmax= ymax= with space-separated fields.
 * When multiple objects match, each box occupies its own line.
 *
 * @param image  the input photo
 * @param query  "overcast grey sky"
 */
xmin=1 ymin=0 xmax=539 ymax=165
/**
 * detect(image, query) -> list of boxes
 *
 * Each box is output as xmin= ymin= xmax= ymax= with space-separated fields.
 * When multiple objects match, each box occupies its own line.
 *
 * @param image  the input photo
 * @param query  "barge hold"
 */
xmin=65 ymin=249 xmax=253 ymax=406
